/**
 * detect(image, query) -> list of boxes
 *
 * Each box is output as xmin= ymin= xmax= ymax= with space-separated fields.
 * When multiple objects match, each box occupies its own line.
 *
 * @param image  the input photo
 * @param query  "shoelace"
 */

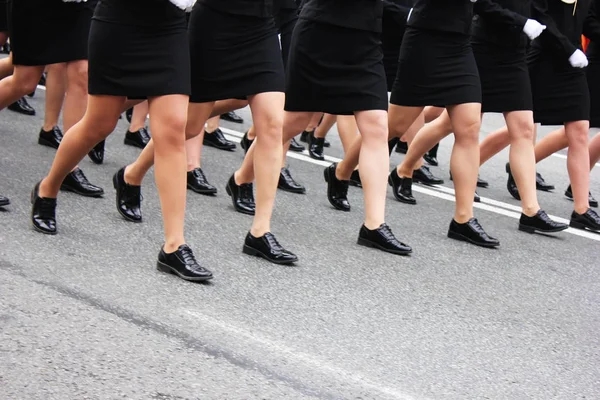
xmin=39 ymin=198 xmax=56 ymax=217
xmin=420 ymin=166 xmax=435 ymax=179
xmin=179 ymin=246 xmax=206 ymax=272
xmin=122 ymin=184 xmax=142 ymax=205
xmin=379 ymin=224 xmax=398 ymax=243
xmin=264 ymin=233 xmax=285 ymax=252
xmin=140 ymin=128 xmax=151 ymax=142
xmin=72 ymin=168 xmax=91 ymax=184
xmin=193 ymin=168 xmax=207 ymax=182
xmin=469 ymin=218 xmax=487 ymax=236
xmin=214 ymin=129 xmax=226 ymax=141
xmin=52 ymin=126 xmax=64 ymax=140
xmin=281 ymin=168 xmax=294 ymax=180
xmin=240 ymin=183 xmax=254 ymax=201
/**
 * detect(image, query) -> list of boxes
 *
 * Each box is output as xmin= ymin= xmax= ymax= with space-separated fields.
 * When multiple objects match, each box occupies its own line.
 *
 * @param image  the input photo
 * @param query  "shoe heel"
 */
xmin=569 ymin=220 xmax=586 ymax=231
xmin=518 ymin=224 xmax=536 ymax=234
xmin=356 ymin=237 xmax=374 ymax=248
xmin=112 ymin=173 xmax=119 ymax=190
xmin=243 ymin=245 xmax=259 ymax=257
xmin=447 ymin=230 xmax=464 ymax=242
xmin=323 ymin=168 xmax=330 ymax=183
xmin=156 ymin=261 xmax=173 ymax=274
xmin=225 ymin=184 xmax=232 ymax=197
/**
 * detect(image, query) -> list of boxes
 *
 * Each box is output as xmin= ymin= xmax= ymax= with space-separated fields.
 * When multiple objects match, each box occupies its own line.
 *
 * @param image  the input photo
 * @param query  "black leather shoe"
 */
xmin=388 ymin=137 xmax=400 ymax=156
xmin=113 ymin=167 xmax=142 ymax=222
xmin=536 ymin=172 xmax=555 ymax=191
xmin=88 ymin=140 xmax=105 ymax=165
xmin=357 ymin=223 xmax=412 ymax=255
xmin=448 ymin=218 xmax=500 ymax=248
xmin=570 ymin=208 xmax=600 ymax=232
xmin=0 ymin=195 xmax=10 ymax=207
xmin=225 ymin=174 xmax=255 ymax=215
xmin=349 ymin=170 xmax=362 ymax=188
xmin=31 ymin=183 xmax=57 ymax=235
xmin=565 ymin=185 xmax=598 ymax=208
xmin=505 ymin=163 xmax=521 ymax=200
xmin=288 ymin=137 xmax=305 ymax=152
xmin=474 ymin=191 xmax=481 ymax=203
xmin=308 ymin=132 xmax=325 ymax=161
xmin=125 ymin=107 xmax=133 ymax=123
xmin=157 ymin=244 xmax=213 ymax=282
xmin=221 ymin=111 xmax=244 ymax=124
xmin=1 ymin=42 xmax=10 ymax=54
xmin=60 ymin=168 xmax=104 ymax=198
xmin=300 ymin=130 xmax=311 ymax=143
xmin=449 ymin=171 xmax=488 ymax=188
xmin=38 ymin=126 xmax=63 ymax=149
xmin=388 ymin=168 xmax=416 ymax=205
xmin=240 ymin=130 xmax=254 ymax=154
xmin=519 ymin=210 xmax=568 ymax=234
xmin=395 ymin=140 xmax=408 ymax=154
xmin=243 ymin=232 xmax=298 ymax=265
xmin=8 ymin=97 xmax=35 ymax=116
xmin=324 ymin=163 xmax=350 ymax=211
xmin=124 ymin=127 xmax=151 ymax=149
xmin=39 ymin=72 xmax=47 ymax=87
xmin=187 ymin=168 xmax=217 ymax=195
xmin=278 ymin=167 xmax=306 ymax=194
xmin=323 ymin=138 xmax=331 ymax=148
xmin=423 ymin=143 xmax=439 ymax=166
xmin=203 ymin=128 xmax=236 ymax=151
xmin=413 ymin=166 xmax=444 ymax=186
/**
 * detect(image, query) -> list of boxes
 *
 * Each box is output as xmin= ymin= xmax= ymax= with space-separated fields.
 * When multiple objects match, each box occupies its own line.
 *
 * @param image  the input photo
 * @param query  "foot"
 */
xmin=357 ymin=223 xmax=412 ymax=255
xmin=60 ymin=168 xmax=105 ymax=198
xmin=423 ymin=153 xmax=438 ymax=167
xmin=308 ymin=132 xmax=325 ymax=161
xmin=278 ymin=167 xmax=306 ymax=194
xmin=221 ymin=111 xmax=244 ymax=124
xmin=0 ymin=195 xmax=10 ymax=207
xmin=203 ymin=128 xmax=236 ymax=151
xmin=565 ymin=185 xmax=598 ymax=208
xmin=38 ymin=126 xmax=64 ymax=149
xmin=240 ymin=130 xmax=254 ymax=154
xmin=388 ymin=168 xmax=416 ymax=205
xmin=124 ymin=127 xmax=151 ymax=149
xmin=449 ymin=171 xmax=488 ymax=188
xmin=413 ymin=166 xmax=444 ymax=186
xmin=536 ymin=172 xmax=555 ymax=191
xmin=505 ymin=163 xmax=521 ymax=201
xmin=157 ymin=245 xmax=213 ymax=282
xmin=474 ymin=191 xmax=481 ymax=203
xmin=349 ymin=170 xmax=362 ymax=188
xmin=31 ymin=182 xmax=57 ymax=235
xmin=187 ymin=168 xmax=217 ymax=195
xmin=324 ymin=163 xmax=350 ymax=211
xmin=395 ymin=140 xmax=408 ymax=154
xmin=243 ymin=232 xmax=298 ymax=265
xmin=8 ymin=97 xmax=35 ymax=116
xmin=288 ymin=137 xmax=305 ymax=153
xmin=519 ymin=210 xmax=568 ymax=234
xmin=570 ymin=209 xmax=600 ymax=232
xmin=88 ymin=140 xmax=105 ymax=165
xmin=448 ymin=218 xmax=499 ymax=248
xmin=225 ymin=174 xmax=255 ymax=215
xmin=113 ymin=167 xmax=142 ymax=222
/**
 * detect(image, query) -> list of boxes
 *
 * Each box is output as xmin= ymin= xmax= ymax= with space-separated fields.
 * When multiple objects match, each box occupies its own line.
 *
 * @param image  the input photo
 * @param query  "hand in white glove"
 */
xmin=523 ymin=19 xmax=546 ymax=41
xmin=569 ymin=49 xmax=589 ymax=68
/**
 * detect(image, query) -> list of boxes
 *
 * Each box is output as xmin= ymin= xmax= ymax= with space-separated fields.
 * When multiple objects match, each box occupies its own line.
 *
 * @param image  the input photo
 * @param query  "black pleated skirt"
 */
xmin=528 ymin=50 xmax=589 ymax=125
xmin=285 ymin=18 xmax=388 ymax=115
xmin=88 ymin=8 xmax=190 ymax=98
xmin=8 ymin=0 xmax=92 ymax=66
xmin=473 ymin=41 xmax=532 ymax=113
xmin=189 ymin=3 xmax=285 ymax=103
xmin=390 ymin=27 xmax=481 ymax=107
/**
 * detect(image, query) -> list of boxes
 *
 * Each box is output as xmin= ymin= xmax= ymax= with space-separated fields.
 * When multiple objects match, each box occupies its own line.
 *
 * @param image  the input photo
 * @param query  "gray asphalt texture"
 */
xmin=1 ymin=89 xmax=599 ymax=400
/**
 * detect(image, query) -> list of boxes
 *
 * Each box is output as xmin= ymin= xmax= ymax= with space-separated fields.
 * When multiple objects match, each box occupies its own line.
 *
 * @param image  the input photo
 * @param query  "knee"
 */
xmin=511 ymin=120 xmax=535 ymax=142
xmin=455 ymin=118 xmax=481 ymax=145
xmin=153 ymin=114 xmax=187 ymax=149
xmin=257 ymin=114 xmax=284 ymax=144
xmin=67 ymin=62 xmax=88 ymax=93
xmin=16 ymin=77 xmax=38 ymax=95
xmin=362 ymin=118 xmax=389 ymax=144
xmin=569 ymin=125 xmax=589 ymax=148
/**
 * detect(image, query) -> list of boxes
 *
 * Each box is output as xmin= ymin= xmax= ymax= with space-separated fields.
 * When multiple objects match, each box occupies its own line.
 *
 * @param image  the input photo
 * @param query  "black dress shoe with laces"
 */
xmin=157 ymin=244 xmax=213 ymax=282
xmin=395 ymin=140 xmax=408 ymax=154
xmin=357 ymin=223 xmax=412 ymax=255
xmin=221 ymin=111 xmax=244 ymax=123
xmin=288 ymin=137 xmax=305 ymax=152
xmin=240 ymin=130 xmax=254 ymax=154
xmin=60 ymin=168 xmax=104 ymax=198
xmin=243 ymin=232 xmax=298 ymax=265
xmin=505 ymin=163 xmax=521 ymax=200
xmin=474 ymin=191 xmax=481 ymax=203
xmin=388 ymin=168 xmax=416 ymax=205
xmin=323 ymin=138 xmax=331 ymax=148
xmin=124 ymin=127 xmax=151 ymax=149
xmin=448 ymin=218 xmax=499 ymax=248
xmin=308 ymin=131 xmax=326 ymax=161
xmin=536 ymin=172 xmax=554 ymax=191
xmin=225 ymin=174 xmax=255 ymax=215
xmin=300 ymin=130 xmax=311 ymax=143
xmin=519 ymin=210 xmax=568 ymax=234
xmin=388 ymin=137 xmax=400 ymax=155
xmin=30 ymin=183 xmax=57 ymax=235
xmin=324 ymin=163 xmax=350 ymax=211
xmin=570 ymin=209 xmax=600 ymax=232
xmin=125 ymin=107 xmax=133 ymax=123
xmin=9 ymin=97 xmax=36 ymax=116
xmin=564 ymin=185 xmax=598 ymax=208
xmin=413 ymin=166 xmax=444 ymax=186
xmin=88 ymin=140 xmax=105 ymax=165
xmin=424 ymin=143 xmax=439 ymax=166
xmin=0 ymin=195 xmax=10 ymax=207
xmin=203 ymin=128 xmax=236 ymax=151
xmin=449 ymin=171 xmax=488 ymax=188
xmin=278 ymin=167 xmax=306 ymax=194
xmin=38 ymin=126 xmax=64 ymax=149
xmin=349 ymin=170 xmax=362 ymax=188
xmin=113 ymin=167 xmax=142 ymax=222
xmin=187 ymin=168 xmax=217 ymax=195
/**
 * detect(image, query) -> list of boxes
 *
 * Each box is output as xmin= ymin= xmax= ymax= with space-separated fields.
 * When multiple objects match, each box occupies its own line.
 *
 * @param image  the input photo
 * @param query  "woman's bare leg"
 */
xmin=42 ymin=63 xmax=67 ymax=132
xmin=564 ymin=121 xmax=591 ymax=214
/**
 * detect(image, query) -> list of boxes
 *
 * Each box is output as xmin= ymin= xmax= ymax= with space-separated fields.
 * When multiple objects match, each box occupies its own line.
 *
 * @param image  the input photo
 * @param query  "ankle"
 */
xmin=124 ymin=164 xmax=143 ymax=186
xmin=250 ymin=226 xmax=269 ymax=238
xmin=453 ymin=213 xmax=472 ymax=224
xmin=129 ymin=124 xmax=145 ymax=132
xmin=522 ymin=205 xmax=540 ymax=217
xmin=42 ymin=124 xmax=56 ymax=132
xmin=38 ymin=177 xmax=58 ymax=199
xmin=397 ymin=165 xmax=412 ymax=178
xmin=574 ymin=205 xmax=590 ymax=215
xmin=163 ymin=240 xmax=185 ymax=254
xmin=364 ymin=219 xmax=384 ymax=230
xmin=335 ymin=163 xmax=352 ymax=181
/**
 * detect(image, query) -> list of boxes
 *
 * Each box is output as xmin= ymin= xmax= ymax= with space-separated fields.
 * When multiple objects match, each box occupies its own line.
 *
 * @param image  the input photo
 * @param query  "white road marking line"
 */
xmin=221 ymin=127 xmax=600 ymax=242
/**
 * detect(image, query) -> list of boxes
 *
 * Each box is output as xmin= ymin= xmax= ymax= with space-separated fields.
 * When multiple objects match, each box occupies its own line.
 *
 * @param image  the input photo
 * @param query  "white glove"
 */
xmin=569 ymin=49 xmax=589 ymax=68
xmin=523 ymin=19 xmax=546 ymax=41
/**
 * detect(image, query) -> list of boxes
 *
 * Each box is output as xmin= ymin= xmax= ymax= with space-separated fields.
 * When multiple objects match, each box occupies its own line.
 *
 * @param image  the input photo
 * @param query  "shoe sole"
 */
xmin=324 ymin=167 xmax=351 ymax=212
xmin=277 ymin=186 xmax=306 ymax=195
xmin=387 ymin=176 xmax=417 ymax=205
xmin=187 ymin=184 xmax=217 ymax=196
xmin=124 ymin=139 xmax=147 ymax=149
xmin=289 ymin=147 xmax=305 ymax=153
xmin=157 ymin=261 xmax=213 ymax=282
xmin=357 ymin=237 xmax=412 ymax=256
xmin=242 ymin=245 xmax=298 ymax=265
xmin=0 ymin=200 xmax=9 ymax=207
xmin=203 ymin=141 xmax=236 ymax=152
xmin=38 ymin=137 xmax=60 ymax=149
xmin=112 ymin=173 xmax=143 ymax=223
xmin=537 ymin=185 xmax=555 ymax=192
xmin=60 ymin=184 xmax=104 ymax=198
xmin=518 ymin=224 xmax=569 ymax=234
xmin=310 ymin=153 xmax=326 ymax=161
xmin=447 ymin=231 xmax=499 ymax=248
xmin=569 ymin=221 xmax=600 ymax=233
xmin=225 ymin=183 xmax=256 ymax=216
xmin=413 ymin=178 xmax=444 ymax=187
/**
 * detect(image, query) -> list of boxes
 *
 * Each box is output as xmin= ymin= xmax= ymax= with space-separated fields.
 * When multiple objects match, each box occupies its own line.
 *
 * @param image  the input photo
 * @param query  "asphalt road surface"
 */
xmin=1 ymin=87 xmax=599 ymax=400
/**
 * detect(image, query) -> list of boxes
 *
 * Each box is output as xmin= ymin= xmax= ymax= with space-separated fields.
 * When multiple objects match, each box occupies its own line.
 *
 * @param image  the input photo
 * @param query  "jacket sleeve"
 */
xmin=584 ymin=0 xmax=600 ymax=43
xmin=531 ymin=0 xmax=578 ymax=59
xmin=473 ymin=0 xmax=528 ymax=28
